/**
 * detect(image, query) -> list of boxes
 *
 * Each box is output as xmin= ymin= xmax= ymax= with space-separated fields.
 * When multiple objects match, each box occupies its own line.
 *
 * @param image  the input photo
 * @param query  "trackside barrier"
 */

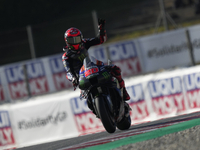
xmin=136 ymin=24 xmax=200 ymax=72
xmin=0 ymin=38 xmax=143 ymax=103
xmin=89 ymin=24 xmax=200 ymax=74
xmin=1 ymin=64 xmax=200 ymax=149
xmin=1 ymin=24 xmax=200 ymax=102
xmin=0 ymin=91 xmax=79 ymax=149
xmin=1 ymin=56 xmax=73 ymax=102
xmin=89 ymin=40 xmax=142 ymax=77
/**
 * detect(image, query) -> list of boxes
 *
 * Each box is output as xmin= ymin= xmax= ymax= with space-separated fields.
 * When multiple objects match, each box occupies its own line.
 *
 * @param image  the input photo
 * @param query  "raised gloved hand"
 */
xmin=98 ymin=18 xmax=106 ymax=34
xmin=98 ymin=18 xmax=105 ymax=28
xmin=72 ymin=77 xmax=79 ymax=91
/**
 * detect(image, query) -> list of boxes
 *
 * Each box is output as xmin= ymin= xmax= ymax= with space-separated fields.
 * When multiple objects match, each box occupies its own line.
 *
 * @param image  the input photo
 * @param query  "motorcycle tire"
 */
xmin=95 ymin=96 xmax=116 ymax=133
xmin=117 ymin=114 xmax=131 ymax=130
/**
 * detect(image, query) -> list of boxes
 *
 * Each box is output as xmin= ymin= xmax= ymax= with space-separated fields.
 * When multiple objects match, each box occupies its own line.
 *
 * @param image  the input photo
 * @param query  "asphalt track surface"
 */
xmin=16 ymin=111 xmax=200 ymax=150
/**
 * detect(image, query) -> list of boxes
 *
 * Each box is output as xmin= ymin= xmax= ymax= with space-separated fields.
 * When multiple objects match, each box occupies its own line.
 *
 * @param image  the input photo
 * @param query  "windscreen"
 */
xmin=82 ymin=56 xmax=99 ymax=78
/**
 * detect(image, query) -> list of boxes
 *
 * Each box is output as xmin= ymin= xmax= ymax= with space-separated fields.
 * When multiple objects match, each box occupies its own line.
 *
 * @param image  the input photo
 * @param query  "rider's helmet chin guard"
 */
xmin=64 ymin=27 xmax=83 ymax=53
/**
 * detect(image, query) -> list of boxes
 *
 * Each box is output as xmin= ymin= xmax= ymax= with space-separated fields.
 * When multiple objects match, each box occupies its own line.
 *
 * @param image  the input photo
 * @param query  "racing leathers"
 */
xmin=62 ymin=26 xmax=130 ymax=101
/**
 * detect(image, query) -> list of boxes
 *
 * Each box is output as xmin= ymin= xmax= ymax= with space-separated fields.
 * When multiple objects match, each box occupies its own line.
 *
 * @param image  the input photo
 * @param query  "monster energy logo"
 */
xmin=79 ymin=80 xmax=85 ymax=89
xmin=102 ymin=72 xmax=110 ymax=79
xmin=78 ymin=54 xmax=86 ymax=62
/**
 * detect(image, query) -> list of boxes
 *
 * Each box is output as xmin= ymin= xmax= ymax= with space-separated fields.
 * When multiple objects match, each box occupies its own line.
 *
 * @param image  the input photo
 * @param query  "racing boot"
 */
xmin=119 ymin=79 xmax=130 ymax=101
xmin=118 ymin=79 xmax=131 ymax=117
xmin=122 ymin=87 xmax=130 ymax=101
xmin=110 ymin=65 xmax=130 ymax=100
xmin=110 ymin=65 xmax=131 ymax=116
xmin=118 ymin=80 xmax=131 ymax=117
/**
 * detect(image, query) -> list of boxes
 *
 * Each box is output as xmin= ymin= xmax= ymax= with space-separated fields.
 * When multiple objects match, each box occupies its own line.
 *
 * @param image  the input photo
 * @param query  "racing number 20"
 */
xmin=85 ymin=67 xmax=99 ymax=77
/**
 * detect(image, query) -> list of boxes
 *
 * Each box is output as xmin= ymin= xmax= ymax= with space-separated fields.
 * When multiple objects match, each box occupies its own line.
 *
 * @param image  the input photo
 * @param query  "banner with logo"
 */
xmin=146 ymin=66 xmax=200 ymax=116
xmin=70 ymin=96 xmax=104 ymax=135
xmin=0 ymin=110 xmax=16 ymax=149
xmin=0 ymin=24 xmax=200 ymax=102
xmin=183 ymin=71 xmax=200 ymax=111
xmin=89 ymin=40 xmax=143 ymax=77
xmin=137 ymin=28 xmax=191 ymax=73
xmin=1 ymin=64 xmax=200 ymax=149
xmin=127 ymin=84 xmax=151 ymax=123
xmin=4 ymin=60 xmax=50 ymax=100
xmin=48 ymin=54 xmax=72 ymax=90
xmin=107 ymin=40 xmax=142 ymax=77
xmin=188 ymin=25 xmax=200 ymax=63
xmin=148 ymin=76 xmax=187 ymax=117
xmin=10 ymin=94 xmax=78 ymax=147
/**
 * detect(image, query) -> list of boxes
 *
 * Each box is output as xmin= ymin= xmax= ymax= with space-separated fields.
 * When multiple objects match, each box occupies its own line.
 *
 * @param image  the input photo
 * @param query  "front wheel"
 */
xmin=95 ymin=96 xmax=116 ymax=133
xmin=117 ymin=115 xmax=131 ymax=130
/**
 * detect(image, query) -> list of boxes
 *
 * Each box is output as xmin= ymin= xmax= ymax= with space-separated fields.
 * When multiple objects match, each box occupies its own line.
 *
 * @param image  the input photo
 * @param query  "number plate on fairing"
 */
xmin=85 ymin=67 xmax=99 ymax=78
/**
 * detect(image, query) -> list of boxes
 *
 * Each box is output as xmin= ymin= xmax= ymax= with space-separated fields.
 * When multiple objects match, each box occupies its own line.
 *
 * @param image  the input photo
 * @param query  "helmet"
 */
xmin=64 ymin=27 xmax=83 ymax=51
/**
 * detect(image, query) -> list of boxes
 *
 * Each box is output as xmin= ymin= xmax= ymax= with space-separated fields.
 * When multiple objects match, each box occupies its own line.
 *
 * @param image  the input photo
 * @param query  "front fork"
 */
xmin=91 ymin=86 xmax=125 ymax=123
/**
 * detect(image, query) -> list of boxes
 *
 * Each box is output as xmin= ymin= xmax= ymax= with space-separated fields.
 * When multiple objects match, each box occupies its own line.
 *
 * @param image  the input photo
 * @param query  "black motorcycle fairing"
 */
xmin=78 ymin=56 xmax=130 ymax=133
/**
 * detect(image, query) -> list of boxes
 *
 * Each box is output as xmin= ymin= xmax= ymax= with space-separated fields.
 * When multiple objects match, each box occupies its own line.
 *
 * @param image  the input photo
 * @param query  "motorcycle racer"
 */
xmin=62 ymin=18 xmax=131 ymax=113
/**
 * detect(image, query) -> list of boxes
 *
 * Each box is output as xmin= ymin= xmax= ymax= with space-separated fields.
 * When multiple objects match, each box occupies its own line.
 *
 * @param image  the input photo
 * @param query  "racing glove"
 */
xmin=72 ymin=77 xmax=79 ymax=91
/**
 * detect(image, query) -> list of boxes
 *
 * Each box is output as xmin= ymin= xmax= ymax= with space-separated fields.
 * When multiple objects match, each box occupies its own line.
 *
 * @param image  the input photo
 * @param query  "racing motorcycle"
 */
xmin=78 ymin=56 xmax=131 ymax=133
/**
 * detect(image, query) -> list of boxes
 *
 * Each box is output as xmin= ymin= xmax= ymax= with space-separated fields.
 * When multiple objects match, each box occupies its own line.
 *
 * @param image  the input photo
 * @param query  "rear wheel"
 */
xmin=95 ymin=96 xmax=116 ymax=133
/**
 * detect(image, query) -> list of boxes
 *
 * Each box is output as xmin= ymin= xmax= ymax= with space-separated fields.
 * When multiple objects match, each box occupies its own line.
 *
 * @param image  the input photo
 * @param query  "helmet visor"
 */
xmin=66 ymin=36 xmax=82 ymax=44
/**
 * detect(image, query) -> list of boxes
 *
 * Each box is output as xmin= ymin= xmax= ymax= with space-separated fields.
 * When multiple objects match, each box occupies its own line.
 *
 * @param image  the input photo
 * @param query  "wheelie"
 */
xmin=78 ymin=56 xmax=131 ymax=133
xmin=62 ymin=18 xmax=131 ymax=133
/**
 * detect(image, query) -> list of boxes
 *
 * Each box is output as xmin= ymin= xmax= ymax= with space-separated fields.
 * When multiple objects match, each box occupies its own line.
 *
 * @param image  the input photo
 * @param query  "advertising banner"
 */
xmin=1 ymin=24 xmax=200 ymax=101
xmin=108 ymin=40 xmax=142 ymax=77
xmin=127 ymin=84 xmax=150 ymax=122
xmin=3 ymin=64 xmax=200 ymax=149
xmin=11 ymin=97 xmax=78 ymax=147
xmin=48 ymin=54 xmax=72 ymax=90
xmin=70 ymin=97 xmax=104 ymax=135
xmin=183 ymin=72 xmax=200 ymax=110
xmin=0 ymin=111 xmax=15 ymax=148
xmin=188 ymin=25 xmax=200 ymax=63
xmin=4 ymin=60 xmax=49 ymax=100
xmin=138 ymin=29 xmax=191 ymax=72
xmin=89 ymin=40 xmax=142 ymax=77
xmin=148 ymin=76 xmax=187 ymax=116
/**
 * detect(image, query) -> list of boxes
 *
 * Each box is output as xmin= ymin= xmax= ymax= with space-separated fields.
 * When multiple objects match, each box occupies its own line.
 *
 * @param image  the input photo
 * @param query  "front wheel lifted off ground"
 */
xmin=95 ymin=96 xmax=116 ymax=133
xmin=117 ymin=115 xmax=131 ymax=130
